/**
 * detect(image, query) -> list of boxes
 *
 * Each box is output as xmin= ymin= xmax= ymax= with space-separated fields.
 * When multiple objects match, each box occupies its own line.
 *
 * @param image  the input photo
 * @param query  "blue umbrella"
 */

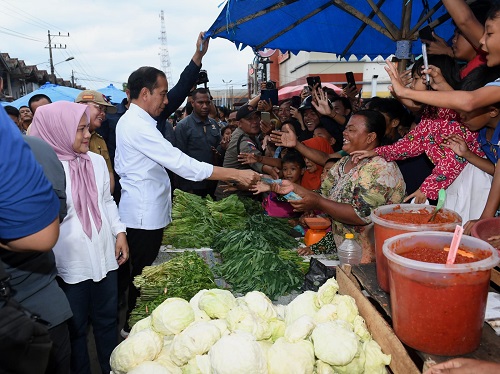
xmin=97 ymin=84 xmax=127 ymax=104
xmin=205 ymin=0 xmax=454 ymax=60
xmin=6 ymin=82 xmax=82 ymax=109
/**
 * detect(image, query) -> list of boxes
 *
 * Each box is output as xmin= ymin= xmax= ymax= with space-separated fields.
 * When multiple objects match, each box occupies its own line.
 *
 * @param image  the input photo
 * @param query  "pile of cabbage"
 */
xmin=110 ymin=278 xmax=391 ymax=374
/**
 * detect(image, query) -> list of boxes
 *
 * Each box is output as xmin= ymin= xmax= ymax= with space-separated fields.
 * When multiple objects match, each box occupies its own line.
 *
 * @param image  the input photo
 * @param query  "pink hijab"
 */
xmin=30 ymin=101 xmax=102 ymax=239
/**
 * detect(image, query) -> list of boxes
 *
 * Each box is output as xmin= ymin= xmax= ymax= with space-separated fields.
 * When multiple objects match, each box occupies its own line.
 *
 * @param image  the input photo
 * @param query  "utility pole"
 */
xmin=71 ymin=70 xmax=75 ymax=88
xmin=46 ymin=30 xmax=70 ymax=84
xmin=159 ymin=11 xmax=173 ymax=87
xmin=222 ymin=79 xmax=232 ymax=108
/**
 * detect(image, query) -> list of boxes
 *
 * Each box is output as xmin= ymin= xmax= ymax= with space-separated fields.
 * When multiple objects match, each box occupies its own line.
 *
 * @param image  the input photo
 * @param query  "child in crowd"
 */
xmin=30 ymin=101 xmax=128 ymax=374
xmin=352 ymin=55 xmax=485 ymax=222
xmin=384 ymin=3 xmax=500 ymax=234
xmin=443 ymin=101 xmax=500 ymax=233
xmin=313 ymin=125 xmax=336 ymax=148
xmin=301 ymin=136 xmax=334 ymax=190
xmin=257 ymin=150 xmax=306 ymax=218
xmin=296 ymin=157 xmax=340 ymax=256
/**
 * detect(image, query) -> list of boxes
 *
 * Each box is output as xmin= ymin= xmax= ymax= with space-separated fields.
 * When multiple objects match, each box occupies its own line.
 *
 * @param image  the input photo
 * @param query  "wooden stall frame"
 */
xmin=336 ymin=265 xmax=421 ymax=374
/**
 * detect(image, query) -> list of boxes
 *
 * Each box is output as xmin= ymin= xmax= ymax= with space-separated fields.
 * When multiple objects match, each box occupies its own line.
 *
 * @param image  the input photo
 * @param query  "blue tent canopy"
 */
xmin=97 ymin=84 xmax=127 ymax=104
xmin=5 ymin=82 xmax=82 ymax=109
xmin=206 ymin=0 xmax=455 ymax=59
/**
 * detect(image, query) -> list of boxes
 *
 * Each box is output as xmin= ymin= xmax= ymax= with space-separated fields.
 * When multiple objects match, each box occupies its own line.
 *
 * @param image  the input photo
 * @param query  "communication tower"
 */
xmin=159 ymin=10 xmax=173 ymax=87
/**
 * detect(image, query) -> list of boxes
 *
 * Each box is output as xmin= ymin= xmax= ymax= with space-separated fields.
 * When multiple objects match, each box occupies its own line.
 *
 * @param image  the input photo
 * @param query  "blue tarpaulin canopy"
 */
xmin=97 ymin=84 xmax=127 ymax=104
xmin=4 ymin=82 xmax=82 ymax=109
xmin=206 ymin=0 xmax=455 ymax=59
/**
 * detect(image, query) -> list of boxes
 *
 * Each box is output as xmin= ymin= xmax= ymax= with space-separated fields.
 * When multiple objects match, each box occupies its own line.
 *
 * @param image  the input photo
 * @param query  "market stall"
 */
xmin=111 ymin=192 xmax=500 ymax=373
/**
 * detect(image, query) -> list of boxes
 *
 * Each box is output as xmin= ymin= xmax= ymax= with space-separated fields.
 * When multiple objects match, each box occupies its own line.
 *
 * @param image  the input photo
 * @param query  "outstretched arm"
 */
xmin=386 ymin=60 xmax=500 ymax=111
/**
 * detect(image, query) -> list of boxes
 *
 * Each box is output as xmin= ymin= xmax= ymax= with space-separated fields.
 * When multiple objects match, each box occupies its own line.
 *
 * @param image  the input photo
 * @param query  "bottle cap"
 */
xmin=345 ymin=233 xmax=354 ymax=239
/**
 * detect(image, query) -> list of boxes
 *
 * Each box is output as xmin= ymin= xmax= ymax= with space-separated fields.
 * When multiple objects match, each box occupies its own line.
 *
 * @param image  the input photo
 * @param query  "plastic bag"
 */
xmin=302 ymin=257 xmax=335 ymax=291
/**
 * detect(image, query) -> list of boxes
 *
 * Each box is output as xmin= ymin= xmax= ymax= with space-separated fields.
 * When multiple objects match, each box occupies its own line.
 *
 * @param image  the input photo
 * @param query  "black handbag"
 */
xmin=0 ymin=261 xmax=52 ymax=374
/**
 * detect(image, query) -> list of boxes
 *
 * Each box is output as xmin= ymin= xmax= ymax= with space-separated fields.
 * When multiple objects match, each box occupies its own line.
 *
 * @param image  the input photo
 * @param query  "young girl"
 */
xmin=30 ymin=101 xmax=128 ymax=374
xmin=256 ymin=150 xmax=305 ymax=218
xmin=352 ymin=55 xmax=484 ymax=222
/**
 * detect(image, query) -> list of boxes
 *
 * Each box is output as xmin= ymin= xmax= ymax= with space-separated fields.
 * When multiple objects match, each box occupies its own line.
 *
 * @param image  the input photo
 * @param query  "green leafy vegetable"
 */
xmin=129 ymin=251 xmax=216 ymax=327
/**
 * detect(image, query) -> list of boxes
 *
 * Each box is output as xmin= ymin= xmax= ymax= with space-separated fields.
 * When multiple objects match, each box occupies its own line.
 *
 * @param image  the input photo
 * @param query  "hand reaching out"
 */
xmin=442 ymin=134 xmax=470 ymax=157
xmin=312 ymin=89 xmax=332 ymax=117
xmin=297 ymin=246 xmax=314 ymax=256
xmin=250 ymin=181 xmax=271 ymax=195
xmin=403 ymin=188 xmax=427 ymax=204
xmin=487 ymin=235 xmax=500 ymax=250
xmin=350 ymin=150 xmax=376 ymax=164
xmin=385 ymin=59 xmax=408 ymax=99
xmin=423 ymin=33 xmax=454 ymax=58
xmin=238 ymin=152 xmax=260 ymax=165
xmin=424 ymin=65 xmax=454 ymax=91
xmin=258 ymin=99 xmax=273 ymax=112
xmin=424 ymin=357 xmax=500 ymax=374
xmin=463 ymin=219 xmax=478 ymax=236
xmin=342 ymin=84 xmax=359 ymax=101
xmin=270 ymin=129 xmax=298 ymax=148
xmin=400 ymin=69 xmax=413 ymax=87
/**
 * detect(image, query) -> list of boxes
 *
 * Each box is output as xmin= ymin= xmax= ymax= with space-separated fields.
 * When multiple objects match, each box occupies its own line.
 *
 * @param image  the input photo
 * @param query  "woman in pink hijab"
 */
xmin=30 ymin=101 xmax=128 ymax=374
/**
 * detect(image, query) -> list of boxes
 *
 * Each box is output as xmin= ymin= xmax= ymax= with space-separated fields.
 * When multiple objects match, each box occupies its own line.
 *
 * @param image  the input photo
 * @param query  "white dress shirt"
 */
xmin=115 ymin=103 xmax=213 ymax=230
xmin=54 ymin=152 xmax=126 ymax=284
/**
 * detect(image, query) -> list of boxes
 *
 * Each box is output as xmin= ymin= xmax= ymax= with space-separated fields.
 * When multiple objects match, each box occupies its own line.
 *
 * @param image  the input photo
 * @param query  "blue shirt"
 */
xmin=477 ymin=123 xmax=500 ymax=164
xmin=0 ymin=106 xmax=59 ymax=239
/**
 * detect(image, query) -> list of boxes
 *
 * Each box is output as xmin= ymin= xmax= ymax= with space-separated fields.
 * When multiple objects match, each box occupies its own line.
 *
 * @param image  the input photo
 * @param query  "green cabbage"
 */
xmin=151 ymin=298 xmax=195 ymax=336
xmin=311 ymin=321 xmax=360 ymax=366
xmin=315 ymin=360 xmax=335 ymax=374
xmin=208 ymin=332 xmax=267 ymax=374
xmin=267 ymin=337 xmax=315 ymax=374
xmin=198 ymin=289 xmax=237 ymax=319
xmin=363 ymin=339 xmax=391 ymax=373
xmin=170 ymin=321 xmax=223 ymax=366
xmin=110 ymin=329 xmax=163 ymax=374
xmin=331 ymin=294 xmax=359 ymax=323
xmin=127 ymin=361 xmax=173 ymax=374
xmin=316 ymin=278 xmax=339 ymax=307
xmin=225 ymin=304 xmax=271 ymax=341
xmin=284 ymin=291 xmax=319 ymax=325
xmin=243 ymin=290 xmax=278 ymax=320
xmin=313 ymin=304 xmax=338 ymax=324
xmin=284 ymin=315 xmax=315 ymax=343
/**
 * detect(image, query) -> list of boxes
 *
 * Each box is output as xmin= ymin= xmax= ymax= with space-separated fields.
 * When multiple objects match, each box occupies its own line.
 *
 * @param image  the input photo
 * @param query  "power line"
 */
xmin=0 ymin=27 xmax=44 ymax=42
xmin=0 ymin=0 xmax=67 ymax=33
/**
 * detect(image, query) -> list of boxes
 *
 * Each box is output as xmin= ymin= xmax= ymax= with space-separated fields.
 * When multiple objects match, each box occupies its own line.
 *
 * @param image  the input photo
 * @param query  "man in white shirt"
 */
xmin=115 ymin=66 xmax=259 ymax=335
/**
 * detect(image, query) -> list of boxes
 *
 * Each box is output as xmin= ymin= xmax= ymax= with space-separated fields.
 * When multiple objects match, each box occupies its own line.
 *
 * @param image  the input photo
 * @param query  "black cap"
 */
xmin=298 ymin=95 xmax=313 ymax=111
xmin=236 ymin=104 xmax=260 ymax=120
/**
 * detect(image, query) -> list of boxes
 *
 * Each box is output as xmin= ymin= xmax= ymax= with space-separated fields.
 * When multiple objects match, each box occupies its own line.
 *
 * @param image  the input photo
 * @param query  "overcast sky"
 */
xmin=0 ymin=0 xmax=255 ymax=92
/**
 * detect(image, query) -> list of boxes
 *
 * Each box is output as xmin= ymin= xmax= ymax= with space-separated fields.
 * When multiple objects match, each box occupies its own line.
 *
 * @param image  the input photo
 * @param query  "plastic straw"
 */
xmin=446 ymin=225 xmax=464 ymax=265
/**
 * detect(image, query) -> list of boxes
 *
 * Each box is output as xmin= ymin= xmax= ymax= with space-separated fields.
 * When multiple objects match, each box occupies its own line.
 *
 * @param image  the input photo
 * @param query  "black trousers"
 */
xmin=45 ymin=321 xmax=71 ymax=374
xmin=121 ymin=228 xmax=163 ymax=330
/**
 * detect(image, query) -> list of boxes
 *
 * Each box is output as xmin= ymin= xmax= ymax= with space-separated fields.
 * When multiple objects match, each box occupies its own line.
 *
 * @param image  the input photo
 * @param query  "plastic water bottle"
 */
xmin=337 ymin=233 xmax=362 ymax=265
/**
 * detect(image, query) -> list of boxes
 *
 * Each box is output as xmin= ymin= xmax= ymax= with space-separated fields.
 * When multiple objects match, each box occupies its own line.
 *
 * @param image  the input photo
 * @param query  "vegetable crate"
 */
xmin=336 ymin=265 xmax=420 ymax=374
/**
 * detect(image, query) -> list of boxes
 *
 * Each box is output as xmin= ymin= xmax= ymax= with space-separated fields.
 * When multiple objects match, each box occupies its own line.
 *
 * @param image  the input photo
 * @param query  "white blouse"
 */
xmin=54 ymin=152 xmax=126 ymax=284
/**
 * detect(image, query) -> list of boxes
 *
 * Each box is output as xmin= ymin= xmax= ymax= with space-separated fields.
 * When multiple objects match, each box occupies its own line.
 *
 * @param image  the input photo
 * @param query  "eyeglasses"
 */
xmin=85 ymin=102 xmax=107 ymax=113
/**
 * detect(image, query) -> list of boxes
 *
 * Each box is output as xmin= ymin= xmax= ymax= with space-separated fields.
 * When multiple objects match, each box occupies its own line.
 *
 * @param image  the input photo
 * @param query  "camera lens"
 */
xmin=265 ymin=81 xmax=276 ymax=90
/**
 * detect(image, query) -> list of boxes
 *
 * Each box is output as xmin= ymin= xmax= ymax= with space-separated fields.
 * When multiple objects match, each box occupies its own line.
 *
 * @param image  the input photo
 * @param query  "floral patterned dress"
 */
xmin=320 ymin=155 xmax=405 ymax=262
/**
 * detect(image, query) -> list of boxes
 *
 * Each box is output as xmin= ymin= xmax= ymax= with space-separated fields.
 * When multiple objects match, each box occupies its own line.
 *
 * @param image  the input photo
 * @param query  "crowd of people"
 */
xmin=1 ymin=0 xmax=500 ymax=373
